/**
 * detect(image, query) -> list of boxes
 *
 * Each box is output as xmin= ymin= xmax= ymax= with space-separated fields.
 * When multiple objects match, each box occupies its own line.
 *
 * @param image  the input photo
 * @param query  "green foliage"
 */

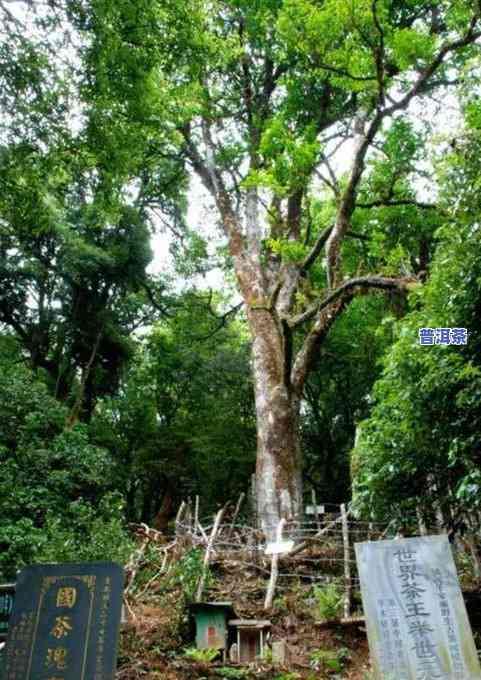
xmin=0 ymin=359 xmax=132 ymax=579
xmin=162 ymin=549 xmax=209 ymax=603
xmin=266 ymin=238 xmax=307 ymax=263
xmin=312 ymin=583 xmax=343 ymax=621
xmin=302 ymin=295 xmax=391 ymax=503
xmin=310 ymin=646 xmax=350 ymax=673
xmin=274 ymin=594 xmax=289 ymax=615
xmin=183 ymin=647 xmax=219 ymax=663
xmin=94 ymin=292 xmax=256 ymax=523
xmin=352 ymin=119 xmax=481 ymax=523
xmin=0 ymin=134 xmax=167 ymax=418
xmin=0 ymin=0 xmax=185 ymax=421
xmin=2 ymin=0 xmax=481 ymax=593
xmin=35 ymin=494 xmax=133 ymax=565
xmin=216 ymin=668 xmax=248 ymax=679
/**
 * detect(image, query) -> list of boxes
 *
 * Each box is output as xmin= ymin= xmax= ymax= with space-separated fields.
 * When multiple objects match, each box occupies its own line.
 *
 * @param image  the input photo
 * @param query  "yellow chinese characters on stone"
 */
xmin=51 ymin=616 xmax=72 ymax=639
xmin=45 ymin=647 xmax=68 ymax=670
xmin=56 ymin=587 xmax=77 ymax=608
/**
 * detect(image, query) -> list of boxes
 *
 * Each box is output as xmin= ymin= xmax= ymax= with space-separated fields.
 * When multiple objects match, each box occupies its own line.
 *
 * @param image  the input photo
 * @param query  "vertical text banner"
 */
xmin=355 ymin=536 xmax=481 ymax=680
xmin=2 ymin=561 xmax=124 ymax=680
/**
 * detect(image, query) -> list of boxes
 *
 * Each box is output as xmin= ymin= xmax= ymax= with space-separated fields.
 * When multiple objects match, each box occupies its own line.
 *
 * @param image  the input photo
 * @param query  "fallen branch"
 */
xmin=289 ymin=513 xmax=345 ymax=558
xmin=175 ymin=501 xmax=187 ymax=537
xmin=196 ymin=506 xmax=227 ymax=602
xmin=124 ymin=525 xmax=151 ymax=595
xmin=227 ymin=492 xmax=246 ymax=539
xmin=314 ymin=616 xmax=365 ymax=627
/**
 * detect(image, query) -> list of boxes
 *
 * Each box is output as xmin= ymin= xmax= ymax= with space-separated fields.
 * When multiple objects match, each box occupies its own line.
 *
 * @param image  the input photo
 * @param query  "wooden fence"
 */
xmin=125 ymin=496 xmax=481 ymax=620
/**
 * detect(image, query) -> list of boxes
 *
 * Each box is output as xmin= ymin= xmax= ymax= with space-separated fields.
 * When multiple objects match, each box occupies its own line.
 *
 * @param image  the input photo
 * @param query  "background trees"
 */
xmin=0 ymin=0 xmax=183 ymax=421
xmin=93 ymin=293 xmax=256 ymax=527
xmin=0 ymin=340 xmax=132 ymax=578
xmin=352 ymin=102 xmax=481 ymax=528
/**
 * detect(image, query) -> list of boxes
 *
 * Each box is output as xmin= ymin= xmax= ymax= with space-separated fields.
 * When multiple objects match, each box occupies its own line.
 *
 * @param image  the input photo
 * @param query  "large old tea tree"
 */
xmin=80 ymin=0 xmax=481 ymax=535
xmin=1 ymin=0 xmax=481 ymax=569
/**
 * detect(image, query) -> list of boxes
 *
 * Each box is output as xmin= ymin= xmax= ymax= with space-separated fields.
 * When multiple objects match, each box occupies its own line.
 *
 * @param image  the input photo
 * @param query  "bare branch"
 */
xmin=290 ymin=275 xmax=416 ymax=391
xmin=371 ymin=0 xmax=386 ymax=103
xmin=314 ymin=59 xmax=377 ymax=82
xmin=301 ymin=224 xmax=333 ymax=272
xmin=314 ymin=168 xmax=338 ymax=195
xmin=355 ymin=198 xmax=439 ymax=210
xmin=191 ymin=302 xmax=244 ymax=341
xmin=181 ymin=123 xmax=247 ymax=262
xmin=319 ymin=152 xmax=341 ymax=197
xmin=325 ymin=110 xmax=384 ymax=286
xmin=181 ymin=124 xmax=217 ymax=196
xmin=384 ymin=14 xmax=481 ymax=117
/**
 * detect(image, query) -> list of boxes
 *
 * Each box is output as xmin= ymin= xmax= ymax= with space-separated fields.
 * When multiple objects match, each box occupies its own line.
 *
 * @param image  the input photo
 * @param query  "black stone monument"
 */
xmin=0 ymin=584 xmax=15 ymax=642
xmin=1 ymin=561 xmax=124 ymax=680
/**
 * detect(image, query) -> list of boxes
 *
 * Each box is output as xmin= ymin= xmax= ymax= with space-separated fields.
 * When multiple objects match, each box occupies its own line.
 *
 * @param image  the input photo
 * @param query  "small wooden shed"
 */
xmin=190 ymin=602 xmax=236 ymax=659
xmin=228 ymin=619 xmax=271 ymax=663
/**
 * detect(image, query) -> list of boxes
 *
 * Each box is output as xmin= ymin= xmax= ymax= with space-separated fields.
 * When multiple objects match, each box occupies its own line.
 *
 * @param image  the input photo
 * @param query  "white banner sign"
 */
xmin=265 ymin=540 xmax=294 ymax=556
xmin=355 ymin=535 xmax=481 ymax=680
xmin=305 ymin=505 xmax=325 ymax=515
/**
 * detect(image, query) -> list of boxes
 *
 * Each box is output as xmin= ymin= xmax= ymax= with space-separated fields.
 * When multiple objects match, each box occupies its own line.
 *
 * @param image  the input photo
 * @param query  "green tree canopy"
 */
xmin=352 ymin=106 xmax=481 ymax=527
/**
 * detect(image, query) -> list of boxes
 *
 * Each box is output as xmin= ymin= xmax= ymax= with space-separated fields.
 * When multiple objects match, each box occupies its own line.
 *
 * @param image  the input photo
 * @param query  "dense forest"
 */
xmin=1 ymin=0 xmax=480 ymax=584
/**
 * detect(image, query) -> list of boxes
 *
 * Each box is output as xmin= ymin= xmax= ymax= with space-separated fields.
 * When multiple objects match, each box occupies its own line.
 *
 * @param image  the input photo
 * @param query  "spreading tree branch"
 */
xmin=325 ymin=10 xmax=481 ymax=288
xmin=372 ymin=0 xmax=386 ymax=103
xmin=288 ymin=275 xmax=416 ymax=328
xmin=301 ymin=224 xmax=333 ymax=272
xmin=355 ymin=199 xmax=439 ymax=210
xmin=181 ymin=122 xmax=246 ymax=261
xmin=290 ymin=275 xmax=416 ymax=391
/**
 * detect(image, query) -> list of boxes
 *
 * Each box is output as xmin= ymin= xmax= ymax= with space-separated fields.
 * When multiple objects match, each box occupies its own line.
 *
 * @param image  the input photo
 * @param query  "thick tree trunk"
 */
xmin=249 ymin=310 xmax=303 ymax=538
xmin=153 ymin=487 xmax=175 ymax=532
xmin=255 ymin=386 xmax=303 ymax=539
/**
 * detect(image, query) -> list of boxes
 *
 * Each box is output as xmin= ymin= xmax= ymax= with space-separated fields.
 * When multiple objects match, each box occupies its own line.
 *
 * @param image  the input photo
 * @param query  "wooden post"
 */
xmin=251 ymin=473 xmax=257 ymax=526
xmin=466 ymin=514 xmax=481 ymax=579
xmin=195 ymin=506 xmax=226 ymax=602
xmin=311 ymin=489 xmax=321 ymax=532
xmin=427 ymin=474 xmax=445 ymax=532
xmin=228 ymin=492 xmax=245 ymax=539
xmin=468 ymin=539 xmax=481 ymax=579
xmin=341 ymin=503 xmax=351 ymax=620
xmin=186 ymin=498 xmax=193 ymax=533
xmin=175 ymin=501 xmax=186 ymax=538
xmin=264 ymin=518 xmax=286 ymax=610
xmin=194 ymin=495 xmax=200 ymax=535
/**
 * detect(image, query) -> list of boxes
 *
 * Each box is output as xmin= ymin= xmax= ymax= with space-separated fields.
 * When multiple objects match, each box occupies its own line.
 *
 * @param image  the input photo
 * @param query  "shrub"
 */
xmin=183 ymin=647 xmax=219 ymax=663
xmin=312 ymin=582 xmax=343 ymax=620
xmin=162 ymin=548 xmax=210 ymax=602
xmin=36 ymin=493 xmax=134 ymax=565
xmin=216 ymin=668 xmax=248 ymax=679
xmin=0 ymin=366 xmax=132 ymax=579
xmin=310 ymin=646 xmax=350 ymax=673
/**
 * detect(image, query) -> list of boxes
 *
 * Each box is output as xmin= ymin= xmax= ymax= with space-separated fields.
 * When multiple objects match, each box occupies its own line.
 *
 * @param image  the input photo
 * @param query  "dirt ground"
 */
xmin=116 ymin=542 xmax=481 ymax=680
xmin=115 ymin=548 xmax=372 ymax=679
